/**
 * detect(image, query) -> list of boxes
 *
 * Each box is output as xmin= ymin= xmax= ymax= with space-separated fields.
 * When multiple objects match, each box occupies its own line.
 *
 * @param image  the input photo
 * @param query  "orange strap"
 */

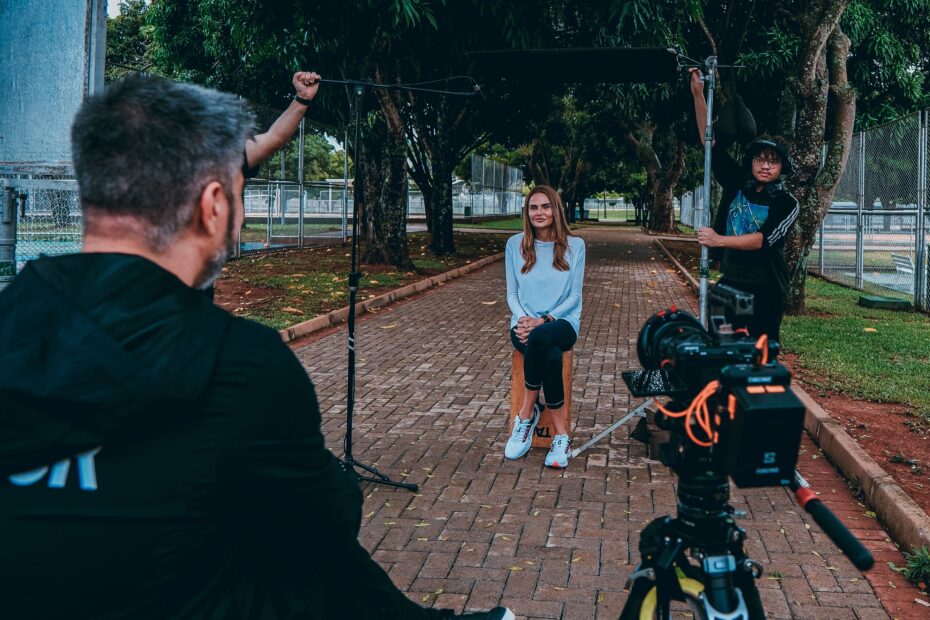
xmin=755 ymin=334 xmax=769 ymax=365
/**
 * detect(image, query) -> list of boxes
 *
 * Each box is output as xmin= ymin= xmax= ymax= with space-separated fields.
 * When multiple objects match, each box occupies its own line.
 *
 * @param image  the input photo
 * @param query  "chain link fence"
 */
xmin=809 ymin=111 xmax=930 ymax=309
xmin=677 ymin=186 xmax=706 ymax=229
xmin=583 ymin=196 xmax=637 ymax=221
xmin=0 ymin=167 xmax=81 ymax=271
xmin=466 ymin=154 xmax=524 ymax=217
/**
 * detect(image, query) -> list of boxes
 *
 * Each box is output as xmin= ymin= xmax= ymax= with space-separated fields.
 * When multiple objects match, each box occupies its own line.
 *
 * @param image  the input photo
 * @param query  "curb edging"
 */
xmin=654 ymin=238 xmax=930 ymax=553
xmin=278 ymin=252 xmax=505 ymax=343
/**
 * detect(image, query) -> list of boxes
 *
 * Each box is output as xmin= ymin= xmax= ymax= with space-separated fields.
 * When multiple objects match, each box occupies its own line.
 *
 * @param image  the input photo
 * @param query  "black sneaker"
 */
xmin=445 ymin=608 xmax=515 ymax=620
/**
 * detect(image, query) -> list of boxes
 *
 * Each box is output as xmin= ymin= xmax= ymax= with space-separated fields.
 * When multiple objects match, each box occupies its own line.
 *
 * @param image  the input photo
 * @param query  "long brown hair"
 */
xmin=520 ymin=185 xmax=572 ymax=274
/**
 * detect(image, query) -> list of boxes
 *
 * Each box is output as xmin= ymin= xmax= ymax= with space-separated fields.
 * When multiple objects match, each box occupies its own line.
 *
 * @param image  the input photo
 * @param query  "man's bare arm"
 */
xmin=245 ymin=71 xmax=321 ymax=167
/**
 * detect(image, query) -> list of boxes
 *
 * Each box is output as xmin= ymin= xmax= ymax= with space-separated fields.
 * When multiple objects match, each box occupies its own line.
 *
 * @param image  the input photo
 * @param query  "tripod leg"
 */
xmin=734 ymin=567 xmax=765 ymax=620
xmin=619 ymin=559 xmax=708 ymax=620
xmin=347 ymin=458 xmax=419 ymax=492
xmin=570 ymin=398 xmax=653 ymax=458
xmin=619 ymin=574 xmax=656 ymax=620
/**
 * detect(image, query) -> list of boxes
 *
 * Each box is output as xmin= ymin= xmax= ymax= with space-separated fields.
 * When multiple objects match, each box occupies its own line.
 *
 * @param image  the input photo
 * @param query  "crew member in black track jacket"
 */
xmin=690 ymin=69 xmax=800 ymax=342
xmin=0 ymin=75 xmax=513 ymax=620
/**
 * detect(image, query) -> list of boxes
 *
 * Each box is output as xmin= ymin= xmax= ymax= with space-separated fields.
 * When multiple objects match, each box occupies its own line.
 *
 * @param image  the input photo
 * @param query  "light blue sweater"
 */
xmin=505 ymin=233 xmax=586 ymax=335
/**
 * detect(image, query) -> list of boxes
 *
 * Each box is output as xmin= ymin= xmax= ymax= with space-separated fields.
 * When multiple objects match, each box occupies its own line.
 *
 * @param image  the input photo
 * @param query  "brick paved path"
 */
xmin=293 ymin=228 xmax=898 ymax=619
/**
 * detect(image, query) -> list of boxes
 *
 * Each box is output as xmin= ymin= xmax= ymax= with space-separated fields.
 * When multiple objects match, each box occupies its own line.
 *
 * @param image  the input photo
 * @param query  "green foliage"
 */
xmin=843 ymin=0 xmax=930 ymax=128
xmin=105 ymin=0 xmax=154 ymax=81
xmin=735 ymin=27 xmax=800 ymax=81
xmin=903 ymin=546 xmax=930 ymax=587
xmin=251 ymin=133 xmax=349 ymax=182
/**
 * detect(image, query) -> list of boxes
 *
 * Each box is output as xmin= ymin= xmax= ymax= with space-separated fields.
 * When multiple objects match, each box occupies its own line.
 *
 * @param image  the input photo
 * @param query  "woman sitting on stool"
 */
xmin=504 ymin=185 xmax=585 ymax=468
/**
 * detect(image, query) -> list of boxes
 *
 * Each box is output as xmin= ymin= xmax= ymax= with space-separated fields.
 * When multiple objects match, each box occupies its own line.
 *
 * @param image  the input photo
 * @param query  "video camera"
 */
xmin=622 ymin=283 xmax=805 ymax=488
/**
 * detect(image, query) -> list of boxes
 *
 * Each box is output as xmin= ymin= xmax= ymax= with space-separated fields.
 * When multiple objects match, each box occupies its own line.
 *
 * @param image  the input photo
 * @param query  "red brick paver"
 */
xmin=293 ymin=228 xmax=926 ymax=619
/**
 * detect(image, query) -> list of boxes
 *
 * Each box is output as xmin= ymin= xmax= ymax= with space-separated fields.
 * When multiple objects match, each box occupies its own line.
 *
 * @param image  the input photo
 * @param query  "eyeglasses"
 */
xmin=752 ymin=156 xmax=781 ymax=168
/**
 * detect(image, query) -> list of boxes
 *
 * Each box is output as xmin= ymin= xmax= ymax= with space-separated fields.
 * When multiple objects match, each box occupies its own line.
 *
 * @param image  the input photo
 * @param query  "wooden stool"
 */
xmin=510 ymin=350 xmax=573 ymax=448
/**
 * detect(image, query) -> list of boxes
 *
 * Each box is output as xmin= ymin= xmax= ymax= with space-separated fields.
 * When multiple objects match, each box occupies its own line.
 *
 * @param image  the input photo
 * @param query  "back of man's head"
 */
xmin=71 ymin=75 xmax=254 ymax=251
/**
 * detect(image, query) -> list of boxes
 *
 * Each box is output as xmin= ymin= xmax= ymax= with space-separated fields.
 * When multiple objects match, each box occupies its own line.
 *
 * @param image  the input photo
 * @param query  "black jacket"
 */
xmin=0 ymin=254 xmax=362 ymax=619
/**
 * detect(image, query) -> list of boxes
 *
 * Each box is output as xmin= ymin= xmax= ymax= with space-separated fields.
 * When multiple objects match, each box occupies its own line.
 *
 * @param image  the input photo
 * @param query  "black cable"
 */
xmin=319 ymin=77 xmax=478 ymax=97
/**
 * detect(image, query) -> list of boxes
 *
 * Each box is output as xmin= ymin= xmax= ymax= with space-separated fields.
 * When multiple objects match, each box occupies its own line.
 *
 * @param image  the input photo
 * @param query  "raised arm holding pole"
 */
xmin=691 ymin=58 xmax=717 ymax=327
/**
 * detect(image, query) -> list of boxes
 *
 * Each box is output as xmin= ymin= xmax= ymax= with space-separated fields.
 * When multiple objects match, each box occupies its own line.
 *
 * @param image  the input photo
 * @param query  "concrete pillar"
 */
xmin=0 ymin=0 xmax=106 ymax=165
xmin=0 ymin=0 xmax=104 ymax=285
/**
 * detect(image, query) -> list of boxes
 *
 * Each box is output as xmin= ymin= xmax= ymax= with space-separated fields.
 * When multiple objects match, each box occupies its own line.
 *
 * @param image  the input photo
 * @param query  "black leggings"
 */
xmin=510 ymin=319 xmax=577 ymax=408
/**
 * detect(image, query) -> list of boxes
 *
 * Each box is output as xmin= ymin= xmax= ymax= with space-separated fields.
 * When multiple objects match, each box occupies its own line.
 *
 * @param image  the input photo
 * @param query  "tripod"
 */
xmin=342 ymin=83 xmax=417 ymax=492
xmin=616 ymin=411 xmax=873 ymax=619
xmin=619 ymin=469 xmax=765 ymax=619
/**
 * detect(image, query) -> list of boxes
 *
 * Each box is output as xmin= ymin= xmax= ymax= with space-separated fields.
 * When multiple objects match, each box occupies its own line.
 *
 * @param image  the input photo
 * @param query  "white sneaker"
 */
xmin=504 ymin=403 xmax=540 ymax=459
xmin=545 ymin=434 xmax=570 ymax=468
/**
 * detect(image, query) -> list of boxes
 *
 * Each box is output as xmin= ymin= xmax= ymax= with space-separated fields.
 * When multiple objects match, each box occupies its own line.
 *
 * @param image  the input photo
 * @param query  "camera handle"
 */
xmin=792 ymin=471 xmax=874 ymax=570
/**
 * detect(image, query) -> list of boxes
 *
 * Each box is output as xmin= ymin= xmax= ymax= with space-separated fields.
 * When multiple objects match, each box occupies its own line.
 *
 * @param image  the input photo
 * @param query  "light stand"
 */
xmin=343 ymin=84 xmax=418 ymax=492
xmin=697 ymin=55 xmax=718 ymax=327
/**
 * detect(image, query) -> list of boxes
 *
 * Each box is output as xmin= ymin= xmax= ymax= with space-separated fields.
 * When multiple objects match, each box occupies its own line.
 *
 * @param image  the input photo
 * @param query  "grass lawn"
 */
xmin=239 ymin=223 xmax=342 ymax=243
xmin=781 ymin=277 xmax=930 ymax=418
xmin=453 ymin=218 xmax=524 ymax=230
xmin=215 ymin=231 xmax=508 ymax=331
xmin=452 ymin=217 xmax=627 ymax=231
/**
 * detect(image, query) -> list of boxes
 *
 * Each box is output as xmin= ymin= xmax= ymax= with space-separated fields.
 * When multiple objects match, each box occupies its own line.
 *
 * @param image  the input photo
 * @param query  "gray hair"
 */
xmin=71 ymin=75 xmax=255 ymax=251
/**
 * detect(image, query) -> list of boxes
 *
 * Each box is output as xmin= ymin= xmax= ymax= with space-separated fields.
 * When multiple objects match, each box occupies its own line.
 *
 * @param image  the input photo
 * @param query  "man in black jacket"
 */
xmin=690 ymin=69 xmax=800 ymax=342
xmin=0 ymin=75 xmax=513 ymax=620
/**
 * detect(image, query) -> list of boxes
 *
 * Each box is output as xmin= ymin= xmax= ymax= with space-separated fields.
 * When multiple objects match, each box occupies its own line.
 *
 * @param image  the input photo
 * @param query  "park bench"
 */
xmin=891 ymin=252 xmax=915 ymax=278
xmin=883 ymin=252 xmax=915 ymax=295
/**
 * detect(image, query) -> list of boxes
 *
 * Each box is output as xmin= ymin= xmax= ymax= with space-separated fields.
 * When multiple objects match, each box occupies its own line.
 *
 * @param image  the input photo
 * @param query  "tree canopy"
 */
xmin=111 ymin=0 xmax=930 ymax=304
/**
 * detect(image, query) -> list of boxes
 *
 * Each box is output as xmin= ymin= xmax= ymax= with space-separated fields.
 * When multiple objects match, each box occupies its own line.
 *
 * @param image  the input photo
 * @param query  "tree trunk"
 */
xmin=362 ymin=85 xmax=414 ymax=269
xmin=428 ymin=172 xmax=455 ymax=256
xmin=406 ymin=137 xmax=455 ymax=256
xmin=625 ymin=122 xmax=683 ymax=234
xmin=528 ymin=138 xmax=551 ymax=186
xmin=784 ymin=18 xmax=855 ymax=313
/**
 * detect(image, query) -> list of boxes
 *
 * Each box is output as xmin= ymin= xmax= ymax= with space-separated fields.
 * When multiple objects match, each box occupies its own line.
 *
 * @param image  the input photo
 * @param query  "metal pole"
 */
xmin=346 ymin=85 xmax=363 ymax=461
xmin=856 ymin=133 xmax=865 ymax=290
xmin=0 ymin=188 xmax=18 ymax=291
xmin=297 ymin=118 xmax=305 ymax=249
xmin=916 ymin=111 xmax=928 ymax=309
xmin=819 ymin=144 xmax=826 ymax=275
xmin=698 ymin=56 xmax=718 ymax=327
xmin=266 ymin=181 xmax=272 ymax=248
xmin=279 ymin=151 xmax=285 ymax=226
xmin=342 ymin=127 xmax=349 ymax=242
xmin=819 ymin=219 xmax=825 ymax=275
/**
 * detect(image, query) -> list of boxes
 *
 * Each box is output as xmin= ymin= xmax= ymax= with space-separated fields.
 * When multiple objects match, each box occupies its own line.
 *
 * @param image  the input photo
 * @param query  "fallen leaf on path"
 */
xmin=281 ymin=307 xmax=304 ymax=315
xmin=381 ymin=323 xmax=397 ymax=329
xmin=481 ymin=300 xmax=497 ymax=305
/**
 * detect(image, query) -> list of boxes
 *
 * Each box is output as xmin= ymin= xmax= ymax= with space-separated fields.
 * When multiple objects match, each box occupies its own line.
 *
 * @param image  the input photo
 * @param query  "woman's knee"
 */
xmin=544 ymin=346 xmax=562 ymax=366
xmin=525 ymin=328 xmax=553 ymax=351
